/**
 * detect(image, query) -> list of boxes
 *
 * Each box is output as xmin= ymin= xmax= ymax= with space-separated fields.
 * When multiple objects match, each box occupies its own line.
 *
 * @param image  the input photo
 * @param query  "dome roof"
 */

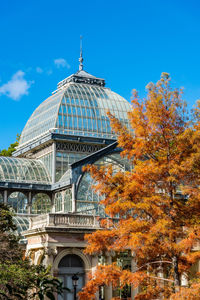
xmin=19 ymin=70 xmax=131 ymax=146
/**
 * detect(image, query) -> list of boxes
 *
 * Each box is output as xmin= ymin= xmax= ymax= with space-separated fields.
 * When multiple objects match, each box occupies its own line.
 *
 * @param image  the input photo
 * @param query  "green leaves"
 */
xmin=0 ymin=204 xmax=67 ymax=300
xmin=0 ymin=134 xmax=20 ymax=157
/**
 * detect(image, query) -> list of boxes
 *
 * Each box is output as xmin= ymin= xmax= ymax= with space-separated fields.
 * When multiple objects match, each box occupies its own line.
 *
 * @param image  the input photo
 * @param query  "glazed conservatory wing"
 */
xmin=0 ymin=157 xmax=51 ymax=184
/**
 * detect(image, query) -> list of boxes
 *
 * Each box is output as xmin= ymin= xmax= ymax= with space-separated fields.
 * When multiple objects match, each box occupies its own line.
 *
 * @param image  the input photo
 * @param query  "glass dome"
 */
xmin=19 ymin=81 xmax=131 ymax=146
xmin=0 ymin=156 xmax=51 ymax=184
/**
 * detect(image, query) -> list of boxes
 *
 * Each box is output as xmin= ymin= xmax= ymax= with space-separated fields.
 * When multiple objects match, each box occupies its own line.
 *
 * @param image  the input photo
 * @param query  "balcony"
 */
xmin=29 ymin=213 xmax=100 ymax=231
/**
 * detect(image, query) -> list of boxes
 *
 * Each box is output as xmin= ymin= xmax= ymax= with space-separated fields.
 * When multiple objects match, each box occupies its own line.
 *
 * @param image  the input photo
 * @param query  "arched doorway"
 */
xmin=58 ymin=254 xmax=85 ymax=300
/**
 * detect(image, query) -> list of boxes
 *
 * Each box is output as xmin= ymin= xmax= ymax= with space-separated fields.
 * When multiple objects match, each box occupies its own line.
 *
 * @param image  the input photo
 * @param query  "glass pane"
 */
xmin=76 ymin=153 xmax=130 ymax=216
xmin=0 ymin=157 xmax=51 ymax=184
xmin=8 ymin=192 xmax=28 ymax=214
xmin=55 ymin=192 xmax=62 ymax=212
xmin=19 ymin=82 xmax=132 ymax=146
xmin=64 ymin=189 xmax=72 ymax=212
xmin=32 ymin=193 xmax=51 ymax=214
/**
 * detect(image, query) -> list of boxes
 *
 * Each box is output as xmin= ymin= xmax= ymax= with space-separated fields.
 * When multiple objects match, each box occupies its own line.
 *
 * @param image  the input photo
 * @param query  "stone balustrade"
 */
xmin=30 ymin=213 xmax=100 ymax=230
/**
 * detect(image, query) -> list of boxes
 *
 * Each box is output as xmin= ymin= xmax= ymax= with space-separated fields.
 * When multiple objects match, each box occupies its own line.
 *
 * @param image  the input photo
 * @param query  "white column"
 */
xmin=27 ymin=191 xmax=32 ymax=214
xmin=51 ymin=193 xmax=55 ymax=213
xmin=52 ymin=142 xmax=56 ymax=184
xmin=181 ymin=272 xmax=188 ymax=286
xmin=92 ymin=255 xmax=98 ymax=276
xmin=92 ymin=256 xmax=99 ymax=300
xmin=43 ymin=247 xmax=57 ymax=275
xmin=3 ymin=190 xmax=7 ymax=204
xmin=61 ymin=191 xmax=65 ymax=212
xmin=131 ymin=256 xmax=139 ymax=299
xmin=105 ymin=255 xmax=112 ymax=300
xmin=157 ymin=264 xmax=164 ymax=288
xmin=72 ymin=184 xmax=76 ymax=212
xmin=157 ymin=264 xmax=164 ymax=299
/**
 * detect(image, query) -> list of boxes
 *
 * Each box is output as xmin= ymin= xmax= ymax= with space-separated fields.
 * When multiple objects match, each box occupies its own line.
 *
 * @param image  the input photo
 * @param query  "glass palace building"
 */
xmin=0 ymin=58 xmax=136 ymax=299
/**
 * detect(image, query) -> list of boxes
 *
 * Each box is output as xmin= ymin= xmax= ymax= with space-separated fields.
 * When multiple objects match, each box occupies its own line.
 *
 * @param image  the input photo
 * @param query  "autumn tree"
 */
xmin=79 ymin=73 xmax=200 ymax=299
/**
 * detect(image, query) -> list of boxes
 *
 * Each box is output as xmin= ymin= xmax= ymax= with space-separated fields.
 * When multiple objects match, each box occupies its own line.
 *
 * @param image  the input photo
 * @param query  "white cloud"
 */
xmin=0 ymin=70 xmax=33 ymax=100
xmin=36 ymin=67 xmax=43 ymax=73
xmin=54 ymin=58 xmax=70 ymax=69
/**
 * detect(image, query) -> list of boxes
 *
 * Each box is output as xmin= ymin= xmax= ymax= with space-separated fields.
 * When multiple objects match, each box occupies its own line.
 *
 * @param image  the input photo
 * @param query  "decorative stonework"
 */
xmin=45 ymin=246 xmax=58 ymax=257
xmin=57 ymin=71 xmax=105 ymax=89
xmin=56 ymin=142 xmax=104 ymax=153
xmin=34 ymin=249 xmax=45 ymax=265
xmin=53 ymin=248 xmax=91 ymax=272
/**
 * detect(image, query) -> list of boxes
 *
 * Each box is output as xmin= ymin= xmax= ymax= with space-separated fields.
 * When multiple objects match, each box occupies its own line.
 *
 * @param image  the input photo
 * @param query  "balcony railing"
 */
xmin=29 ymin=213 xmax=100 ymax=230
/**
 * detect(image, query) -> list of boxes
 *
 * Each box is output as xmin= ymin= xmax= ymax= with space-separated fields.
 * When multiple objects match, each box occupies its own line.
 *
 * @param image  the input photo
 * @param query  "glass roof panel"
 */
xmin=13 ymin=216 xmax=29 ymax=236
xmin=19 ymin=82 xmax=131 ymax=146
xmin=0 ymin=157 xmax=51 ymax=184
xmin=56 ymin=83 xmax=131 ymax=139
xmin=58 ymin=169 xmax=71 ymax=185
xmin=19 ymin=89 xmax=65 ymax=145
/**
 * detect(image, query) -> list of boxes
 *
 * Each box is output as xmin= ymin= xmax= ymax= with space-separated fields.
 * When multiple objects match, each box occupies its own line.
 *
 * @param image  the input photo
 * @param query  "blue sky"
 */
xmin=0 ymin=0 xmax=200 ymax=149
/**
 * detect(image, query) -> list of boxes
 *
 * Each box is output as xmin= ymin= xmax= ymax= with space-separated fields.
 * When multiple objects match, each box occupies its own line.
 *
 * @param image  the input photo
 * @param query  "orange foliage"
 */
xmin=171 ymin=280 xmax=200 ymax=300
xmin=79 ymin=264 xmax=147 ymax=300
xmin=79 ymin=73 xmax=200 ymax=299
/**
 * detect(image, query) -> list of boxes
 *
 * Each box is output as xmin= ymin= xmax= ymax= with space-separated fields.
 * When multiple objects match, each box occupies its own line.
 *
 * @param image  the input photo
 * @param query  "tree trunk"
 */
xmin=172 ymin=256 xmax=180 ymax=292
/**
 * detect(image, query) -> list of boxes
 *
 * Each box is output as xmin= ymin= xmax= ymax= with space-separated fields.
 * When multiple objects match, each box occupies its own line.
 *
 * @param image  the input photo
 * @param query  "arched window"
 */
xmin=58 ymin=254 xmax=83 ymax=268
xmin=8 ymin=192 xmax=28 ymax=214
xmin=76 ymin=153 xmax=129 ymax=216
xmin=76 ymin=153 xmax=131 ymax=216
xmin=32 ymin=193 xmax=51 ymax=214
xmin=54 ymin=190 xmax=72 ymax=213
xmin=55 ymin=192 xmax=62 ymax=212
xmin=76 ymin=172 xmax=102 ymax=215
xmin=64 ymin=189 xmax=72 ymax=212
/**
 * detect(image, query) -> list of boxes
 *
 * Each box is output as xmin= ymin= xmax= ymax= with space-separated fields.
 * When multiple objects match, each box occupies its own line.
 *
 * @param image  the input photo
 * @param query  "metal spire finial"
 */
xmin=79 ymin=35 xmax=83 ymax=71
